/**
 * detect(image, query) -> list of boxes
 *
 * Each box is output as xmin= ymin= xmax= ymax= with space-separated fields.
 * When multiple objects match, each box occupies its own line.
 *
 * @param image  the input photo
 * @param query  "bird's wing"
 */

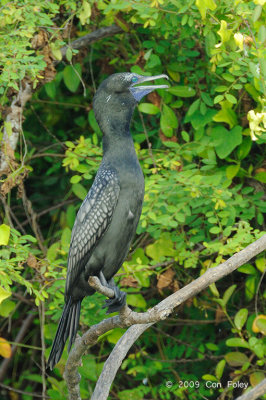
xmin=65 ymin=167 xmax=120 ymax=295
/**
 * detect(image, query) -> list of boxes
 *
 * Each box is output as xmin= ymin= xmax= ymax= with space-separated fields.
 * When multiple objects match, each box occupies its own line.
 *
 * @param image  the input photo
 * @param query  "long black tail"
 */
xmin=47 ymin=297 xmax=81 ymax=370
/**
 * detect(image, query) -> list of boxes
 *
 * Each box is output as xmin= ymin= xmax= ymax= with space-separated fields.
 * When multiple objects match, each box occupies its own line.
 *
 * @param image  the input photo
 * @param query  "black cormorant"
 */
xmin=47 ymin=72 xmax=169 ymax=370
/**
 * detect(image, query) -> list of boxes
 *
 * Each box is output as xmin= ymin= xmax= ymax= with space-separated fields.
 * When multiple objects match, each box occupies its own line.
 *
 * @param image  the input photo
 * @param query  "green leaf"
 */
xmin=214 ymin=95 xmax=224 ymax=104
xmin=0 ymin=287 xmax=12 ymax=305
xmin=215 ymin=86 xmax=228 ymax=92
xmin=47 ymin=242 xmax=60 ymax=263
xmin=254 ymin=172 xmax=266 ymax=183
xmin=202 ymin=374 xmax=218 ymax=381
xmin=70 ymin=175 xmax=81 ymax=184
xmin=236 ymin=137 xmax=252 ymax=160
xmin=72 ymin=183 xmax=87 ymax=200
xmin=245 ymin=275 xmax=257 ymax=301
xmin=0 ymin=299 xmax=16 ymax=317
xmin=181 ymin=130 xmax=190 ymax=142
xmin=61 ymin=227 xmax=71 ymax=252
xmin=249 ymin=337 xmax=264 ymax=358
xmin=88 ymin=109 xmax=101 ymax=134
xmin=201 ymin=92 xmax=213 ymax=106
xmin=225 ymin=93 xmax=237 ymax=104
xmin=50 ymin=42 xmax=62 ymax=61
xmin=250 ymin=372 xmax=265 ymax=387
xmin=127 ymin=294 xmax=147 ymax=309
xmin=252 ymin=5 xmax=262 ymax=23
xmin=226 ymin=164 xmax=240 ymax=179
xmin=66 ymin=47 xmax=73 ymax=62
xmin=209 ymin=226 xmax=221 ymax=234
xmin=44 ymin=81 xmax=56 ymax=99
xmin=226 ymin=338 xmax=249 ymax=349
xmin=63 ymin=64 xmax=82 ymax=93
xmin=234 ymin=308 xmax=248 ymax=330
xmin=0 ymin=224 xmax=10 ymax=245
xmin=106 ymin=328 xmax=125 ymax=344
xmin=238 ymin=264 xmax=257 ymax=275
xmin=138 ymin=103 xmax=160 ymax=115
xmin=205 ymin=31 xmax=216 ymax=57
xmin=215 ymin=359 xmax=226 ymax=380
xmin=168 ymin=86 xmax=196 ymax=97
xmin=160 ymin=104 xmax=178 ymax=137
xmin=187 ymin=99 xmax=200 ymax=116
xmin=222 ymin=73 xmax=234 ymax=82
xmin=211 ymin=125 xmax=242 ymax=159
xmin=66 ymin=205 xmax=76 ymax=228
xmin=223 ymin=284 xmax=237 ymax=306
xmin=146 ymin=234 xmax=175 ymax=260
xmin=225 ymin=352 xmax=249 ymax=366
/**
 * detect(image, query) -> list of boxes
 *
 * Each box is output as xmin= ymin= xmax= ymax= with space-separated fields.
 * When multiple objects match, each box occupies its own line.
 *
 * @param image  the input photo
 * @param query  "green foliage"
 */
xmin=0 ymin=0 xmax=265 ymax=399
xmin=0 ymin=227 xmax=48 ymax=306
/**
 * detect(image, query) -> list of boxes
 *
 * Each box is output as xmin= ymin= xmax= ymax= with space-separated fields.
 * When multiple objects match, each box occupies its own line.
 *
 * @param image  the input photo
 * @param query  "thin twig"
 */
xmin=38 ymin=302 xmax=46 ymax=400
xmin=255 ymin=268 xmax=265 ymax=316
xmin=0 ymin=313 xmax=35 ymax=382
xmin=138 ymin=110 xmax=157 ymax=170
xmin=0 ymin=383 xmax=50 ymax=399
xmin=21 ymin=184 xmax=46 ymax=254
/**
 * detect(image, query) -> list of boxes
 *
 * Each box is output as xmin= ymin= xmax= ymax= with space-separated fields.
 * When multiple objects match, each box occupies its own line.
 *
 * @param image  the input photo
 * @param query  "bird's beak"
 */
xmin=130 ymin=74 xmax=169 ymax=102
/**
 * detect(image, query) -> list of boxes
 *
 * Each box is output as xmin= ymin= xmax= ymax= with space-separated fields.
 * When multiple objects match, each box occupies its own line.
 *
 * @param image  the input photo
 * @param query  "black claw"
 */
xmin=102 ymin=286 xmax=126 ymax=314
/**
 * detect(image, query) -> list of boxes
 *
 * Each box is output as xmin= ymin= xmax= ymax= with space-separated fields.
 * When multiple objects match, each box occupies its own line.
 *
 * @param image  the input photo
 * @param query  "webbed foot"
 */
xmin=100 ymin=275 xmax=126 ymax=314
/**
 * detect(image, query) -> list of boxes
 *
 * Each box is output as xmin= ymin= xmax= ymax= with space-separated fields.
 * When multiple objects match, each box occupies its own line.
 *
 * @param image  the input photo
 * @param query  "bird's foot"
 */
xmin=101 ymin=277 xmax=126 ymax=314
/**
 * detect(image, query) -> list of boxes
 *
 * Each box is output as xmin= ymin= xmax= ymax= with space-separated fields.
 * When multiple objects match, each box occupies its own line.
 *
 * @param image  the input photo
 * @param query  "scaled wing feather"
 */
xmin=65 ymin=167 xmax=120 ymax=294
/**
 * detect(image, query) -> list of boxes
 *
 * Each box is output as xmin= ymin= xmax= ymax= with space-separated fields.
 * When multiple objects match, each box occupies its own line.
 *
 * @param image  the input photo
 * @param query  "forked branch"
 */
xmin=64 ymin=234 xmax=266 ymax=400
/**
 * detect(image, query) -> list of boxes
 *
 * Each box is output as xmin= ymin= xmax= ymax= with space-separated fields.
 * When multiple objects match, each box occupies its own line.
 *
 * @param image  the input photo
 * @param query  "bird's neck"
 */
xmin=100 ymin=110 xmax=138 ymax=164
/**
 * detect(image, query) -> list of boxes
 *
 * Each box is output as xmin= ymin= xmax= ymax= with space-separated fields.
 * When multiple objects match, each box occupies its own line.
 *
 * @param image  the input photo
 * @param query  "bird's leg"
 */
xmin=102 ymin=277 xmax=127 ymax=314
xmin=99 ymin=271 xmax=108 ymax=287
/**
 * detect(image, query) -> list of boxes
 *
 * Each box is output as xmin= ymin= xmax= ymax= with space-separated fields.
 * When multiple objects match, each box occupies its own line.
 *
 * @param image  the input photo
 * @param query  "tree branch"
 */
xmin=59 ymin=25 xmax=123 ymax=60
xmin=64 ymin=234 xmax=266 ymax=400
xmin=235 ymin=378 xmax=266 ymax=400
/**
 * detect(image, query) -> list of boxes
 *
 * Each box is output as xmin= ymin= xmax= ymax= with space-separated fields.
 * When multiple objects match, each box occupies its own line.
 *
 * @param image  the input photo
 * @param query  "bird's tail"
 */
xmin=47 ymin=297 xmax=81 ymax=370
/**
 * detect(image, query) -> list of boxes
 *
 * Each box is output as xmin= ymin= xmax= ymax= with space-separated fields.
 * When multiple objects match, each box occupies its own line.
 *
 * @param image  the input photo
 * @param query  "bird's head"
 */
xmin=93 ymin=72 xmax=169 ymax=108
xmin=93 ymin=72 xmax=169 ymax=135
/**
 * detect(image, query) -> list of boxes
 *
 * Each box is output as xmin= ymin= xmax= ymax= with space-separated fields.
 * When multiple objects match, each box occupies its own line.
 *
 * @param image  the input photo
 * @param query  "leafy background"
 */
xmin=0 ymin=0 xmax=265 ymax=399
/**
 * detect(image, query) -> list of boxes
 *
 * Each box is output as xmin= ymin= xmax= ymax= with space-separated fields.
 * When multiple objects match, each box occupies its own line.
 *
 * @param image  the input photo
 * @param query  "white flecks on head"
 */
xmin=106 ymin=94 xmax=112 ymax=102
xmin=123 ymin=73 xmax=133 ymax=82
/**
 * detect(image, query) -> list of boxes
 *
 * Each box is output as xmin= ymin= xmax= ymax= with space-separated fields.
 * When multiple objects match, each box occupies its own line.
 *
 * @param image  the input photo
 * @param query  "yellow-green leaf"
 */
xmin=79 ymin=1 xmax=91 ymax=25
xmin=0 ymin=287 xmax=12 ymax=305
xmin=225 ymin=352 xmax=249 ymax=366
xmin=0 ymin=224 xmax=10 ymax=245
xmin=195 ymin=0 xmax=217 ymax=19
xmin=226 ymin=165 xmax=240 ymax=179
xmin=217 ymin=20 xmax=232 ymax=43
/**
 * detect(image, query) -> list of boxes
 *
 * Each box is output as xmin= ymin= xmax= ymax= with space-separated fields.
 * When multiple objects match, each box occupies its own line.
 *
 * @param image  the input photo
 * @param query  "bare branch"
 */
xmin=235 ymin=378 xmax=266 ymax=400
xmin=59 ymin=25 xmax=123 ymax=60
xmin=88 ymin=276 xmax=115 ymax=299
xmin=64 ymin=234 xmax=266 ymax=400
xmin=90 ymin=324 xmax=152 ymax=400
xmin=0 ymin=83 xmax=32 ymax=175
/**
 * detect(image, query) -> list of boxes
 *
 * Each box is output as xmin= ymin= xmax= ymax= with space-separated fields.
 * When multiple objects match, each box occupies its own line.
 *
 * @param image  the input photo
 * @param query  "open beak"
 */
xmin=130 ymin=74 xmax=169 ymax=102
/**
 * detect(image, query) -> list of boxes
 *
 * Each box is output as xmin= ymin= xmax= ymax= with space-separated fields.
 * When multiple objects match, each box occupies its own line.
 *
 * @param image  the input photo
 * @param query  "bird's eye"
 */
xmin=131 ymin=76 xmax=138 ymax=83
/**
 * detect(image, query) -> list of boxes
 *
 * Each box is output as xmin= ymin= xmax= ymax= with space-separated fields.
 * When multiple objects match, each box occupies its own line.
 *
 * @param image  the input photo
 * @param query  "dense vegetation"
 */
xmin=0 ymin=0 xmax=265 ymax=399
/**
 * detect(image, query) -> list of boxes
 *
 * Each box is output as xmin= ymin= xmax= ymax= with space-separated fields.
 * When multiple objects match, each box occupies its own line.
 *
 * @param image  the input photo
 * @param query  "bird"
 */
xmin=47 ymin=72 xmax=169 ymax=370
